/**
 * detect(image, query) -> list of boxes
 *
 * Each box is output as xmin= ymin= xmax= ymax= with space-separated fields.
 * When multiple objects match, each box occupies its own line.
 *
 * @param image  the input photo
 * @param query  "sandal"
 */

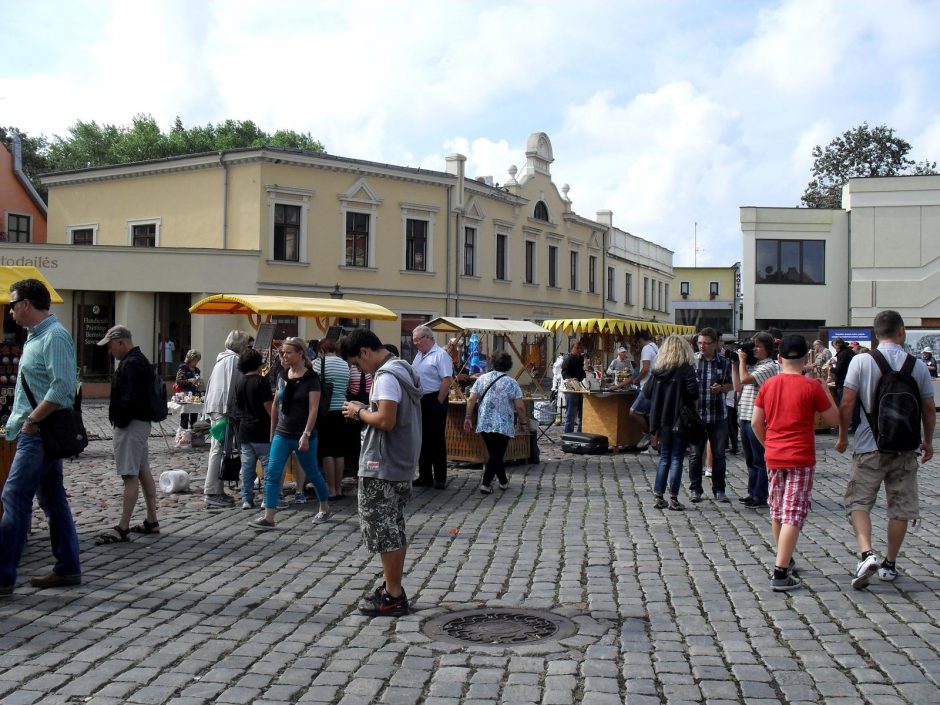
xmin=130 ymin=519 xmax=160 ymax=535
xmin=95 ymin=525 xmax=130 ymax=545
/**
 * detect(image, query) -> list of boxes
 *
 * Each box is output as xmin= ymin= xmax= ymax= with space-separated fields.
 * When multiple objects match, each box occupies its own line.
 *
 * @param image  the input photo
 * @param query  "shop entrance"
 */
xmin=73 ymin=291 xmax=115 ymax=380
xmin=155 ymin=293 xmax=193 ymax=378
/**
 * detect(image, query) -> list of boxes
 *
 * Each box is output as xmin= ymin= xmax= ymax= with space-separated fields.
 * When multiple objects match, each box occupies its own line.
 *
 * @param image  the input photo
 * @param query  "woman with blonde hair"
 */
xmin=250 ymin=337 xmax=332 ymax=530
xmin=644 ymin=334 xmax=699 ymax=511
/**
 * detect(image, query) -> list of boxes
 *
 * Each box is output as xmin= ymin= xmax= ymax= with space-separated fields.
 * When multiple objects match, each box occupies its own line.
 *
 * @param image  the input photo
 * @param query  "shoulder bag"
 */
xmin=315 ymin=356 xmax=334 ymax=428
xmin=470 ymin=373 xmax=506 ymax=426
xmin=20 ymin=376 xmax=89 ymax=460
xmin=672 ymin=365 xmax=707 ymax=444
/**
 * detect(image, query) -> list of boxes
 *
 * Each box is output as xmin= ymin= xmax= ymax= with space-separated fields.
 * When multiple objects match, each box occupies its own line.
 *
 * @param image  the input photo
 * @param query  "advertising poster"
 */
xmin=826 ymin=328 xmax=871 ymax=354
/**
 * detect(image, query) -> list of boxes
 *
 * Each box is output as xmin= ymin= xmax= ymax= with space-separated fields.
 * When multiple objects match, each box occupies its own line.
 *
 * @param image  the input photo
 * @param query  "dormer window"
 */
xmin=533 ymin=201 xmax=549 ymax=222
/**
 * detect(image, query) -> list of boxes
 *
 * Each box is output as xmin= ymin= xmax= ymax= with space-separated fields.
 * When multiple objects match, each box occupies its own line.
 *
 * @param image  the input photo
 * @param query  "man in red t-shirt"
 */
xmin=753 ymin=335 xmax=839 ymax=592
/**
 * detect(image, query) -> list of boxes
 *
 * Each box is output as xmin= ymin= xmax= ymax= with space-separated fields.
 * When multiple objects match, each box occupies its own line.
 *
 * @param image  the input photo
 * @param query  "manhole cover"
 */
xmin=423 ymin=608 xmax=577 ymax=646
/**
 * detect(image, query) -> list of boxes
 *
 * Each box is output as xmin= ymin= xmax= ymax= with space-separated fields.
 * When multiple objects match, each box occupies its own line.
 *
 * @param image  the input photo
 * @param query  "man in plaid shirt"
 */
xmin=688 ymin=328 xmax=734 ymax=503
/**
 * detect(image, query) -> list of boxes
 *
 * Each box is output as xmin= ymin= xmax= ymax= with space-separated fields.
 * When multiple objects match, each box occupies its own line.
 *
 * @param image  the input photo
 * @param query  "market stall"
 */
xmin=542 ymin=318 xmax=696 ymax=448
xmin=425 ymin=317 xmax=550 ymax=464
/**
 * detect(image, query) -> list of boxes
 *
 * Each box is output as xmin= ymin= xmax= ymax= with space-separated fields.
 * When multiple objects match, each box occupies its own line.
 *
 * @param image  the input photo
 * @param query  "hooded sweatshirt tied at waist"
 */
xmin=359 ymin=357 xmax=423 ymax=483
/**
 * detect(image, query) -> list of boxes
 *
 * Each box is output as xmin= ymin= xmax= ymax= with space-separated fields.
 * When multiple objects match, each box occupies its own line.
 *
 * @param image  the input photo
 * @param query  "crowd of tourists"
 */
xmin=0 ymin=278 xmax=934 ymax=613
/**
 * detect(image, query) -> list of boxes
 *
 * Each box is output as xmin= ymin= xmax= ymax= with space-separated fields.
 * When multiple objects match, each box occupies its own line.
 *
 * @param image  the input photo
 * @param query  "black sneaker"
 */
xmin=359 ymin=586 xmax=409 ymax=617
xmin=690 ymin=491 xmax=703 ymax=504
xmin=738 ymin=496 xmax=754 ymax=505
xmin=771 ymin=573 xmax=802 ymax=592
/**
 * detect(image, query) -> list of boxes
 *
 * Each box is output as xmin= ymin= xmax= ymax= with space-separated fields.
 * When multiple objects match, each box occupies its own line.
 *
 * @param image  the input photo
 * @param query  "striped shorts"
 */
xmin=767 ymin=466 xmax=815 ymax=528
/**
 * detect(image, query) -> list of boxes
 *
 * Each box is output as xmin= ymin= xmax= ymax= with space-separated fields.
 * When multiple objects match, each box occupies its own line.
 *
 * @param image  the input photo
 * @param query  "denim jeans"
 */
xmin=240 ymin=441 xmax=270 ymax=506
xmin=689 ymin=420 xmax=729 ymax=495
xmin=654 ymin=429 xmax=687 ymax=497
xmin=562 ymin=392 xmax=582 ymax=433
xmin=265 ymin=433 xmax=329 ymax=510
xmin=739 ymin=420 xmax=768 ymax=502
xmin=0 ymin=433 xmax=81 ymax=586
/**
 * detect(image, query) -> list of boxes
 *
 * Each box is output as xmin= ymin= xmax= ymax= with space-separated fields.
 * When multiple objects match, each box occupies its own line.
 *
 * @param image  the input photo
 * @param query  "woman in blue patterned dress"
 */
xmin=463 ymin=351 xmax=528 ymax=494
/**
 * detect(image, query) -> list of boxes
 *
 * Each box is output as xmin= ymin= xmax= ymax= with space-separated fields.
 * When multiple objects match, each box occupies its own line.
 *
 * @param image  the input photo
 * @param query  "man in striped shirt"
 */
xmin=688 ymin=328 xmax=734 ymax=503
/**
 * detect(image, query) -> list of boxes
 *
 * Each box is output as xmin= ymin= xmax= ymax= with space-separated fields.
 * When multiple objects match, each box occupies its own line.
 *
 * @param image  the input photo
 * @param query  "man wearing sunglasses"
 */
xmin=1 ymin=279 xmax=81 ymax=596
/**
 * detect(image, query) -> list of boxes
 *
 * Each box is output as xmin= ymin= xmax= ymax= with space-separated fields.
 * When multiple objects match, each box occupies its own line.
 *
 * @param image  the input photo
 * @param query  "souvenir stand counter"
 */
xmin=542 ymin=318 xmax=696 ymax=447
xmin=188 ymin=293 xmax=399 ymax=476
xmin=425 ymin=317 xmax=551 ymax=463
xmin=0 ymin=266 xmax=66 ymax=509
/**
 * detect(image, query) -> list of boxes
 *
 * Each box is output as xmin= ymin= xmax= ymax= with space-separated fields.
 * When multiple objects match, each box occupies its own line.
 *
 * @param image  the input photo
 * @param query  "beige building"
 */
xmin=740 ymin=174 xmax=940 ymax=331
xmin=672 ymin=264 xmax=741 ymax=337
xmin=30 ymin=132 xmax=675 ymax=379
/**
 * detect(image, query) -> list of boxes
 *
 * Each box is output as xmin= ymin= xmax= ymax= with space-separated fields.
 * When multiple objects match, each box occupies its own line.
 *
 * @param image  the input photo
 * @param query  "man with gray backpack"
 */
xmin=836 ymin=310 xmax=934 ymax=589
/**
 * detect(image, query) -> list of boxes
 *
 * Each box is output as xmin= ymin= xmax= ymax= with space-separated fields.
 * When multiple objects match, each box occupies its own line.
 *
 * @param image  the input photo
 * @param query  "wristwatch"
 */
xmin=353 ymin=407 xmax=363 ymax=421
xmin=302 ymin=430 xmax=312 ymax=438
xmin=25 ymin=415 xmax=38 ymax=426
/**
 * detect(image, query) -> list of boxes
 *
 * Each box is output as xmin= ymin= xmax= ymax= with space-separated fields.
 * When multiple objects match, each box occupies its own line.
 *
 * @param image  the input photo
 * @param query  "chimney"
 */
xmin=445 ymin=153 xmax=467 ymax=208
xmin=596 ymin=209 xmax=613 ymax=227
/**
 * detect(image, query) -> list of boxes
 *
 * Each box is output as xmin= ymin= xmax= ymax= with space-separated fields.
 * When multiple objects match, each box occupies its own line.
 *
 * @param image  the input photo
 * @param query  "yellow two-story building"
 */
xmin=26 ymin=132 xmax=675 ymax=378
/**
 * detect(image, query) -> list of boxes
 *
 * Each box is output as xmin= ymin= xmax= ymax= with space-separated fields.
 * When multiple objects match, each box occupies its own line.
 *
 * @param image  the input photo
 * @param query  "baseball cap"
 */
xmin=924 ymin=347 xmax=933 ymax=354
xmin=778 ymin=334 xmax=808 ymax=360
xmin=616 ymin=346 xmax=627 ymax=353
xmin=97 ymin=325 xmax=132 ymax=346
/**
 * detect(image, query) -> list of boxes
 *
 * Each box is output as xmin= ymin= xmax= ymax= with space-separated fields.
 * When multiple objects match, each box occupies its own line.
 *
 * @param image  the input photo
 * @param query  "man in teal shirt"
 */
xmin=0 ymin=279 xmax=81 ymax=596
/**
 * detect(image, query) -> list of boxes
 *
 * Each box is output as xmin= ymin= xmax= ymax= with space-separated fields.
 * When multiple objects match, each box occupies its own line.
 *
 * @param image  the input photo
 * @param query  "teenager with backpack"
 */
xmin=836 ymin=310 xmax=935 ymax=589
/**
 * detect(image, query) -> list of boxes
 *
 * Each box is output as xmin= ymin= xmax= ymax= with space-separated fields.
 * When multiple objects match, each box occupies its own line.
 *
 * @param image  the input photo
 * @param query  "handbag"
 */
xmin=20 ymin=376 xmax=89 ymax=460
xmin=219 ymin=422 xmax=241 ymax=486
xmin=470 ymin=373 xmax=506 ymax=426
xmin=671 ymin=365 xmax=707 ymax=444
xmin=316 ymin=356 xmax=334 ymax=427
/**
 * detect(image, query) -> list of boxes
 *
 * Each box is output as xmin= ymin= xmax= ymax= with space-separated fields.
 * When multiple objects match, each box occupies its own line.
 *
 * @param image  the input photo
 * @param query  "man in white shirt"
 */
xmin=629 ymin=330 xmax=659 ymax=447
xmin=836 ymin=310 xmax=934 ymax=590
xmin=411 ymin=325 xmax=453 ymax=489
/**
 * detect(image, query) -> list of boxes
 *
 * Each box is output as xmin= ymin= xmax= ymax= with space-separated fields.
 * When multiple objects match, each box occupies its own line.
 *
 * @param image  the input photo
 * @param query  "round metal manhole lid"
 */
xmin=422 ymin=608 xmax=577 ymax=646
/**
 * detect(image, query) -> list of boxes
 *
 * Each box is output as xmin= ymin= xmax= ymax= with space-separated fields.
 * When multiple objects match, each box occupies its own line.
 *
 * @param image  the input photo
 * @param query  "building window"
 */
xmin=534 ymin=201 xmax=549 ymax=221
xmin=625 ymin=272 xmax=633 ymax=305
xmin=570 ymin=251 xmax=579 ymax=290
xmin=69 ymin=225 xmax=96 ymax=246
xmin=5 ymin=213 xmax=30 ymax=243
xmin=657 ymin=281 xmax=663 ymax=311
xmin=607 ymin=267 xmax=615 ymax=301
xmin=464 ymin=227 xmax=476 ymax=276
xmin=496 ymin=234 xmax=508 ymax=280
xmin=401 ymin=314 xmax=430 ymax=362
xmin=755 ymin=239 xmax=825 ymax=284
xmin=680 ymin=281 xmax=690 ymax=296
xmin=664 ymin=283 xmax=670 ymax=313
xmin=405 ymin=218 xmax=428 ymax=271
xmin=274 ymin=204 xmax=301 ymax=261
xmin=346 ymin=212 xmax=370 ymax=267
xmin=525 ymin=241 xmax=536 ymax=284
xmin=548 ymin=245 xmax=558 ymax=287
xmin=709 ymin=281 xmax=720 ymax=297
xmin=588 ymin=256 xmax=597 ymax=294
xmin=643 ymin=277 xmax=649 ymax=308
xmin=132 ymin=223 xmax=156 ymax=247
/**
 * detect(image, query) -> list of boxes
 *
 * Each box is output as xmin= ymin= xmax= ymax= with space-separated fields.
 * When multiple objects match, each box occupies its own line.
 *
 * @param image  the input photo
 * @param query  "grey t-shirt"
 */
xmin=844 ymin=342 xmax=934 ymax=453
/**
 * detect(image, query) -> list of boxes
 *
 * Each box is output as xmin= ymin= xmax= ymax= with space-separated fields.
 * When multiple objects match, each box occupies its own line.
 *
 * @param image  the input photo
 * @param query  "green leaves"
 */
xmin=802 ymin=123 xmax=937 ymax=209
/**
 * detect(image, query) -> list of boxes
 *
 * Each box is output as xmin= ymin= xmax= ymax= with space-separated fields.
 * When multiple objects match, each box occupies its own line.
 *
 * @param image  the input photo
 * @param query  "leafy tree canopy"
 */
xmin=802 ymin=122 xmax=937 ymax=208
xmin=3 ymin=115 xmax=325 ymax=202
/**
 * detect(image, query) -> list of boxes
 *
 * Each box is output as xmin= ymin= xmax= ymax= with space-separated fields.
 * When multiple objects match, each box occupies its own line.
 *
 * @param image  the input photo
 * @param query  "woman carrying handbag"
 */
xmin=644 ymin=335 xmax=700 ymax=511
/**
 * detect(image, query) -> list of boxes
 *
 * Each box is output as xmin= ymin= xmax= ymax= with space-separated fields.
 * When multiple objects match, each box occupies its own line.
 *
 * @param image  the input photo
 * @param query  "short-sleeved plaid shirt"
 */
xmin=695 ymin=352 xmax=732 ymax=423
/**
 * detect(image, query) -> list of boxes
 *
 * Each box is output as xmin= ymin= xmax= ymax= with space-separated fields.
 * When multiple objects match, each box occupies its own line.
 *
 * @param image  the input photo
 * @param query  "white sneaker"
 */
xmin=852 ymin=554 xmax=880 ymax=590
xmin=704 ymin=466 xmax=712 ymax=478
xmin=878 ymin=561 xmax=899 ymax=582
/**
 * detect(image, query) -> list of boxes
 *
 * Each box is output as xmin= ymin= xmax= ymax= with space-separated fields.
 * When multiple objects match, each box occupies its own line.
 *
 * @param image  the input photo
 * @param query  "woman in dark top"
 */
xmin=644 ymin=334 xmax=699 ymax=511
xmin=175 ymin=349 xmax=201 ymax=429
xmin=249 ymin=337 xmax=332 ymax=530
xmin=233 ymin=349 xmax=273 ymax=510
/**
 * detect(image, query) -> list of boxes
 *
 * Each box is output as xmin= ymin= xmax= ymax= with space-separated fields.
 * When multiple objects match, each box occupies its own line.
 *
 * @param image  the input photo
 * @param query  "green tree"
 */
xmin=802 ymin=123 xmax=937 ymax=208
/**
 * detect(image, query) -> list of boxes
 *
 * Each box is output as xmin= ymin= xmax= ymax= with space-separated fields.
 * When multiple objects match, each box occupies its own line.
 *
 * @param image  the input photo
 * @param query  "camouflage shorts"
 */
xmin=358 ymin=477 xmax=412 ymax=554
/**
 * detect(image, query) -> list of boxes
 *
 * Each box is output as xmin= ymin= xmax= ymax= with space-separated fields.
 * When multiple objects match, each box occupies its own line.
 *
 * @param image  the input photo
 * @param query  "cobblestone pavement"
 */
xmin=1 ymin=401 xmax=939 ymax=704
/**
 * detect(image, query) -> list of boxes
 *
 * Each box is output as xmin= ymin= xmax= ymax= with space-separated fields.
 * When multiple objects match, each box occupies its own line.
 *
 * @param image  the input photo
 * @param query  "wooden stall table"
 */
xmin=579 ymin=389 xmax=645 ymax=448
xmin=0 ymin=438 xmax=15 ymax=517
xmin=446 ymin=399 xmax=531 ymax=464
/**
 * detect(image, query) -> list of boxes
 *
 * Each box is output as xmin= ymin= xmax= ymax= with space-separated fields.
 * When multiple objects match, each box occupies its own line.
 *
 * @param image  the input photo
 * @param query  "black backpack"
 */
xmin=861 ymin=349 xmax=922 ymax=453
xmin=147 ymin=364 xmax=169 ymax=422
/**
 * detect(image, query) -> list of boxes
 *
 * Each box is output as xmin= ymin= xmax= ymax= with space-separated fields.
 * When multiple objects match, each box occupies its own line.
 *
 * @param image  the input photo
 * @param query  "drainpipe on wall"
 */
xmin=445 ymin=154 xmax=467 ymax=317
xmin=219 ymin=151 xmax=228 ymax=249
xmin=445 ymin=184 xmax=453 ymax=316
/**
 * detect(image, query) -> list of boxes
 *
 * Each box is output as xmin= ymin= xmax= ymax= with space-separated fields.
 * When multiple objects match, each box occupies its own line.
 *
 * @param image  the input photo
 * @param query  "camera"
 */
xmin=730 ymin=340 xmax=757 ymax=367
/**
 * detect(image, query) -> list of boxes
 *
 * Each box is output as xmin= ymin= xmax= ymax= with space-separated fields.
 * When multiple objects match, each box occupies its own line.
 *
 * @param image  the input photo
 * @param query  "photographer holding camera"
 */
xmin=734 ymin=332 xmax=779 ymax=508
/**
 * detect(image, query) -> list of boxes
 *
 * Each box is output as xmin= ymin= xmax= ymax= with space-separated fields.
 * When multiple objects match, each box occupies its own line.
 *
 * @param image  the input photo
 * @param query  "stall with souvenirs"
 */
xmin=425 ymin=317 xmax=550 ymax=464
xmin=188 ymin=293 xmax=399 ymax=473
xmin=0 ymin=267 xmax=67 ymax=506
xmin=541 ymin=318 xmax=696 ymax=448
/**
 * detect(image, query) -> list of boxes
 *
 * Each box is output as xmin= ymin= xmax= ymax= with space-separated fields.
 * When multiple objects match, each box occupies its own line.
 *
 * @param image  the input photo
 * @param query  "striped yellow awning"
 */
xmin=0 ymin=266 xmax=64 ymax=304
xmin=541 ymin=318 xmax=695 ymax=336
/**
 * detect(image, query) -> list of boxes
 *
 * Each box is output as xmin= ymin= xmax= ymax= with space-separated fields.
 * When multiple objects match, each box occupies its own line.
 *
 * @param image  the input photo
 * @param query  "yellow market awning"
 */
xmin=189 ymin=294 xmax=398 ymax=321
xmin=0 ymin=266 xmax=64 ymax=304
xmin=541 ymin=318 xmax=695 ymax=337
xmin=426 ymin=317 xmax=550 ymax=335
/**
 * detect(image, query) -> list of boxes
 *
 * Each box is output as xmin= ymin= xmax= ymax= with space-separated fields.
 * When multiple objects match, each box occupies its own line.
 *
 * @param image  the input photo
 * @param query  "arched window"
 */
xmin=533 ymin=201 xmax=549 ymax=221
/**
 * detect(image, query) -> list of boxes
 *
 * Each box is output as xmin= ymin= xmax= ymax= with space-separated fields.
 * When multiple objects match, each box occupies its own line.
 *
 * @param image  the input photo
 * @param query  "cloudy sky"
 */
xmin=3 ymin=0 xmax=939 ymax=266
